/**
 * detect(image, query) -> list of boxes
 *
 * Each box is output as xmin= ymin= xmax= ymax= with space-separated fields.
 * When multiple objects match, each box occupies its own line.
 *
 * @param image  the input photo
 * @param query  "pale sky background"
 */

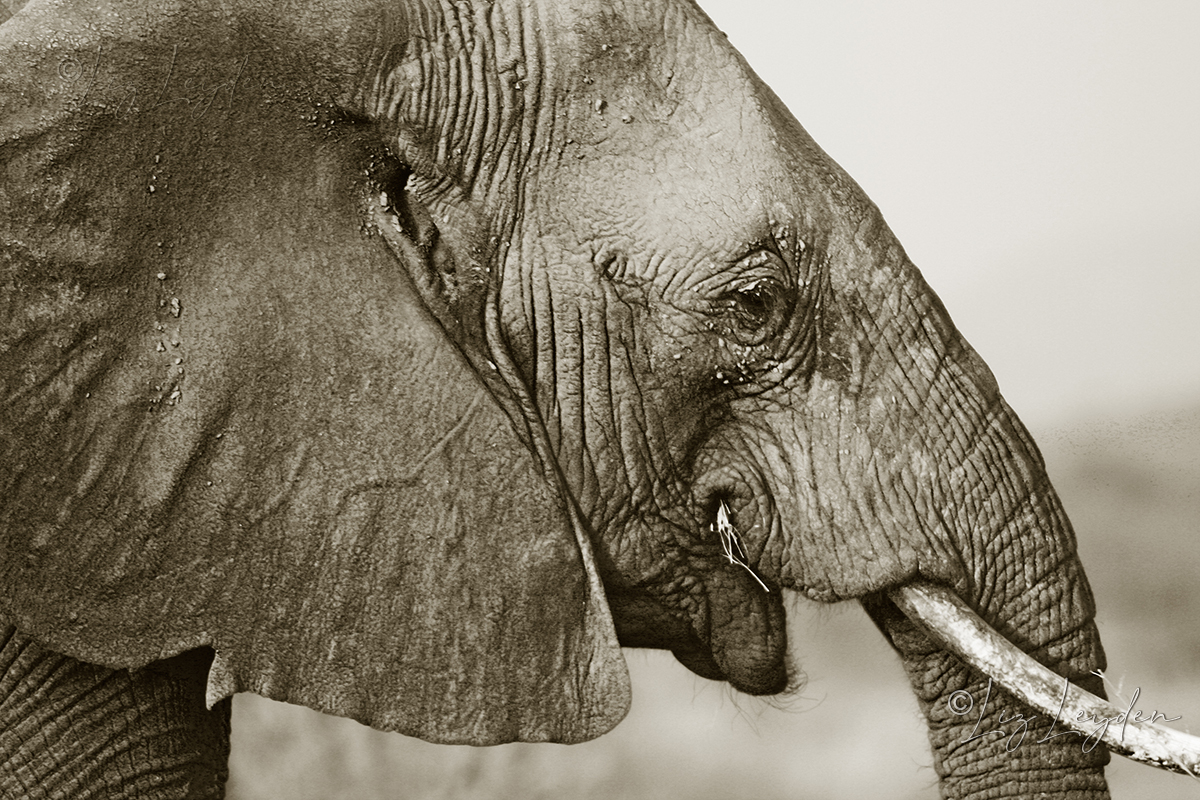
xmin=697 ymin=0 xmax=1200 ymax=431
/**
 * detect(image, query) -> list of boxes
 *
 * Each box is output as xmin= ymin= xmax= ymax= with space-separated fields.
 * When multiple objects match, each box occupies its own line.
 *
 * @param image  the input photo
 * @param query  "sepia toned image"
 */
xmin=2 ymin=1 xmax=1197 ymax=798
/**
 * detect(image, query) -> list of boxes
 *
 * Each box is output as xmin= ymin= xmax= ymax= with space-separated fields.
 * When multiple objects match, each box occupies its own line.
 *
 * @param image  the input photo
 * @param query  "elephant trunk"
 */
xmin=889 ymin=582 xmax=1200 ymax=776
xmin=860 ymin=266 xmax=1113 ymax=797
xmin=758 ymin=223 xmax=1118 ymax=795
xmin=865 ymin=515 xmax=1113 ymax=798
xmin=870 ymin=271 xmax=1112 ymax=797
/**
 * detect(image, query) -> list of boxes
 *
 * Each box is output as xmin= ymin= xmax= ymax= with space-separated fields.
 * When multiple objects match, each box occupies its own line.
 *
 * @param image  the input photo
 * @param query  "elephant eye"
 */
xmin=718 ymin=276 xmax=790 ymax=347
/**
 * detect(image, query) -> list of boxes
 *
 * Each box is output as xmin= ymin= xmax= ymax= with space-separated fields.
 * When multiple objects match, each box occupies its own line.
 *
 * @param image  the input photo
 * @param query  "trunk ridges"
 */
xmin=0 ymin=626 xmax=231 ymax=800
xmin=894 ymin=581 xmax=1200 ymax=778
xmin=920 ymin=664 xmax=1110 ymax=798
xmin=865 ymin=592 xmax=1110 ymax=799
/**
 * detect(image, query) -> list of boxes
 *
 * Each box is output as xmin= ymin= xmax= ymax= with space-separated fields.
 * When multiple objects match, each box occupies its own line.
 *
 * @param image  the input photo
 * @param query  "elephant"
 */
xmin=2 ymin=0 xmax=1197 ymax=797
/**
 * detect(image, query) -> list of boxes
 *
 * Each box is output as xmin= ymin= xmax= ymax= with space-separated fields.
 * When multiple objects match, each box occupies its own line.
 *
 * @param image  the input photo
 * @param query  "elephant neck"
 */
xmin=0 ymin=626 xmax=231 ymax=799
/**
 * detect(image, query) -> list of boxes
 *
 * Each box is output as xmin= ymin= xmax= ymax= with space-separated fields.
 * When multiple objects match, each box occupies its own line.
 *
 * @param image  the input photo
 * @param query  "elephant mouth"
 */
xmin=888 ymin=581 xmax=1200 ymax=775
xmin=710 ymin=498 xmax=770 ymax=592
xmin=603 ymin=491 xmax=791 ymax=695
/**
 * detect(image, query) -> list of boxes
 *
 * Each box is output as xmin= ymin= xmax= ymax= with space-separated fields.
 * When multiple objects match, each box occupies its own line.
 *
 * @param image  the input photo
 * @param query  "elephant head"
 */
xmin=3 ymin=0 xmax=1195 ymax=797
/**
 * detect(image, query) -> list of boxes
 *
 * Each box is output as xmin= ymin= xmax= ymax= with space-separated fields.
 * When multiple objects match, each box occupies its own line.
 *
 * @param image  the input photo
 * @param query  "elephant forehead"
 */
xmin=539 ymin=24 xmax=854 ymax=263
xmin=539 ymin=107 xmax=795 ymax=262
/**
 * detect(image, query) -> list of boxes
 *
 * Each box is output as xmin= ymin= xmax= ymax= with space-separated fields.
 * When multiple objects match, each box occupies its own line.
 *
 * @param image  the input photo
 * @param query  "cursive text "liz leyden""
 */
xmin=946 ymin=678 xmax=1182 ymax=753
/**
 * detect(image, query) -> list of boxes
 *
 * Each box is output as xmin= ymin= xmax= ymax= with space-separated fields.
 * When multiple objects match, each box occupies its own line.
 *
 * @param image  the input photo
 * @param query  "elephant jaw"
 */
xmin=892 ymin=580 xmax=1200 ymax=776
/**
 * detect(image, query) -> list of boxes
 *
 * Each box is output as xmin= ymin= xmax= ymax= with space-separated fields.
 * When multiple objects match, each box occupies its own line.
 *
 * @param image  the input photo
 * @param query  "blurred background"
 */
xmin=227 ymin=1 xmax=1200 ymax=797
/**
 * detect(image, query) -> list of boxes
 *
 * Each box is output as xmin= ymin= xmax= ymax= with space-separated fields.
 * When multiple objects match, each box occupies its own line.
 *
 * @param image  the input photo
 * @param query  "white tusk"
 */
xmin=889 ymin=580 xmax=1200 ymax=776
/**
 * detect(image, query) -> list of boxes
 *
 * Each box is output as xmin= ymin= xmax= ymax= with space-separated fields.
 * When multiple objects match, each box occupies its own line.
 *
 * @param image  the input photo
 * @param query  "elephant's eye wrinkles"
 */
xmin=372 ymin=159 xmax=440 ymax=246
xmin=716 ymin=276 xmax=790 ymax=347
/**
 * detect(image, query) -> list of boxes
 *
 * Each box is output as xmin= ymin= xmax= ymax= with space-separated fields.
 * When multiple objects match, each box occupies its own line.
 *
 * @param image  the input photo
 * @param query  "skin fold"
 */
xmin=0 ymin=0 xmax=1110 ymax=797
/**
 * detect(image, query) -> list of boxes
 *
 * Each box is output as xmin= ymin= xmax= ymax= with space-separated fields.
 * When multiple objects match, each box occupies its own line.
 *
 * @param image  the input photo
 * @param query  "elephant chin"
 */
xmin=891 ymin=581 xmax=1200 ymax=776
xmin=607 ymin=585 xmax=790 ymax=695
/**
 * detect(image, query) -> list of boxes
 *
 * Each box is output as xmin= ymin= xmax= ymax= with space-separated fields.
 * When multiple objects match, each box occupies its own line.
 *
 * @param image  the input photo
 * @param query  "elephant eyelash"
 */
xmin=713 ymin=500 xmax=770 ymax=592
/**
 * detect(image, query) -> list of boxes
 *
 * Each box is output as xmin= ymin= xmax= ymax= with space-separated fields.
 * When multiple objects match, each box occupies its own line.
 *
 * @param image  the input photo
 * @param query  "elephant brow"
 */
xmin=714 ymin=500 xmax=770 ymax=592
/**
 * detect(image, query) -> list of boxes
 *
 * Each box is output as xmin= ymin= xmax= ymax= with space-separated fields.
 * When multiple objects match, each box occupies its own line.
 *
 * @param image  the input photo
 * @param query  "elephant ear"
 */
xmin=0 ymin=1 xmax=628 ymax=743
